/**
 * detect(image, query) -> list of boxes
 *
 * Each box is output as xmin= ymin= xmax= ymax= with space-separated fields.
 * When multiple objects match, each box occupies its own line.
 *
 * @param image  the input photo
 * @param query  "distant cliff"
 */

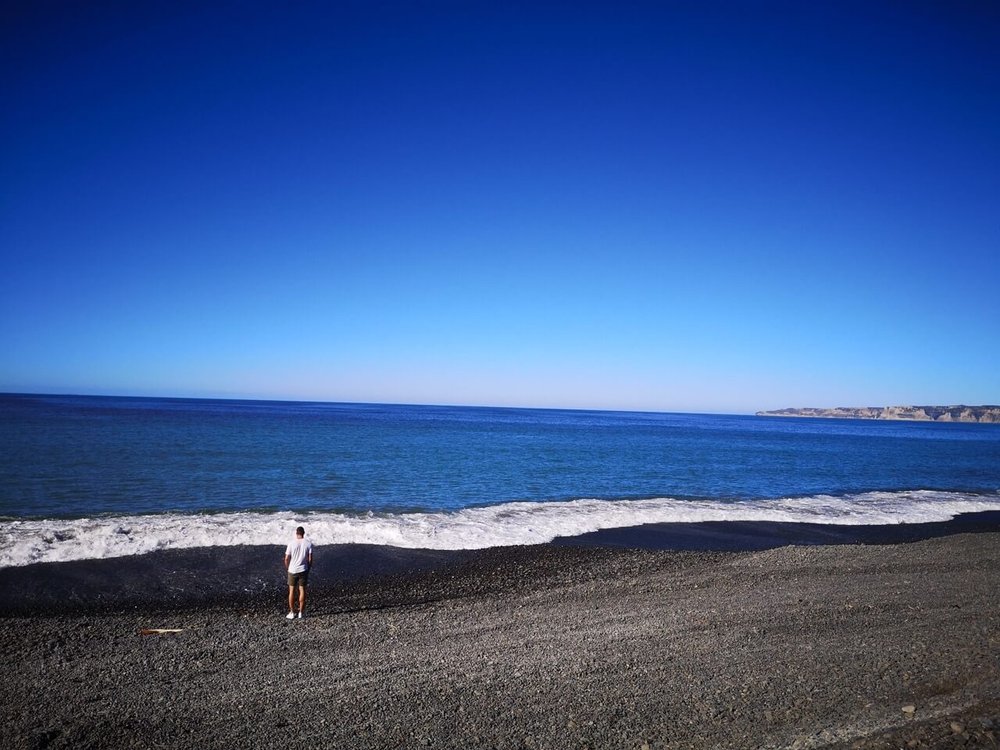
xmin=756 ymin=405 xmax=1000 ymax=423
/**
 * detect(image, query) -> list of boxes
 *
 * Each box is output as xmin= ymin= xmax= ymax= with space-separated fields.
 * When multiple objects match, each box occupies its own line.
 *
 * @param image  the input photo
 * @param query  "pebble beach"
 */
xmin=2 ymin=525 xmax=999 ymax=749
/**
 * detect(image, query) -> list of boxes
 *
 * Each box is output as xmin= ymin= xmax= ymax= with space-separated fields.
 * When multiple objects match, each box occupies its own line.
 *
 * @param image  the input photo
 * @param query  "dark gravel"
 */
xmin=1 ymin=534 xmax=998 ymax=749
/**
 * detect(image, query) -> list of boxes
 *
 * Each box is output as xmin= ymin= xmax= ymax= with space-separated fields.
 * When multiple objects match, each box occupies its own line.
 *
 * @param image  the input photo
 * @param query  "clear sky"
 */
xmin=2 ymin=1 xmax=998 ymax=413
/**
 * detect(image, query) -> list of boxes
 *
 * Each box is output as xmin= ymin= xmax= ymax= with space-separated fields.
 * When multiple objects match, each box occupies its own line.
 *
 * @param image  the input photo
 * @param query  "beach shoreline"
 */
xmin=2 ymin=523 xmax=999 ymax=748
xmin=2 ymin=512 xmax=998 ymax=617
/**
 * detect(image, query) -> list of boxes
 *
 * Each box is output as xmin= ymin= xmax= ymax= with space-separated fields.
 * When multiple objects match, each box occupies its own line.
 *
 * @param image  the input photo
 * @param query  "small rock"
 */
xmin=902 ymin=705 xmax=916 ymax=715
xmin=950 ymin=722 xmax=964 ymax=734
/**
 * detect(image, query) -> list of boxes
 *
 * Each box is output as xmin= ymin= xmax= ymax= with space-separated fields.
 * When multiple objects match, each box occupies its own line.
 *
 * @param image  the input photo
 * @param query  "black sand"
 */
xmin=2 ymin=520 xmax=999 ymax=749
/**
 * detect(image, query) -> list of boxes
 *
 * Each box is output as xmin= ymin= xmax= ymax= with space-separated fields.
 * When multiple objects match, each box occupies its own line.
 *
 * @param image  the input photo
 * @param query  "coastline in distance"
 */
xmin=756 ymin=405 xmax=1000 ymax=423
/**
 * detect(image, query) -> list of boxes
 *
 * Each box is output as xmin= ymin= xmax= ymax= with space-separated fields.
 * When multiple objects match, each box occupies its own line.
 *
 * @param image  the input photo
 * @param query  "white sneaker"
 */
xmin=297 ymin=612 xmax=304 ymax=619
xmin=285 ymin=611 xmax=295 ymax=620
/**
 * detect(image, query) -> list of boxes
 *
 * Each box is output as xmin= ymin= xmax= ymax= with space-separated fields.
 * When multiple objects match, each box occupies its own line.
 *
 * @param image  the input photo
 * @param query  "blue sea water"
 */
xmin=1 ymin=394 xmax=999 ymax=566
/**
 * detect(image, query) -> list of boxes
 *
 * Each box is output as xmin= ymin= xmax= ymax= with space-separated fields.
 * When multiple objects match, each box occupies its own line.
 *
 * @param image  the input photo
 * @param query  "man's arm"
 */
xmin=284 ymin=553 xmax=290 ymax=570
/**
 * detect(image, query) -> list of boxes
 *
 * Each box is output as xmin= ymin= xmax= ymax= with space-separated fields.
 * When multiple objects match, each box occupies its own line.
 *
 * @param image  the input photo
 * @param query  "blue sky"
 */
xmin=2 ymin=1 xmax=998 ymax=413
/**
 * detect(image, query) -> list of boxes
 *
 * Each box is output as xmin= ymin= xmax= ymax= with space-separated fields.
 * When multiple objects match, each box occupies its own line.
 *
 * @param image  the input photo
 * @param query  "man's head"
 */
xmin=296 ymin=526 xmax=305 ymax=538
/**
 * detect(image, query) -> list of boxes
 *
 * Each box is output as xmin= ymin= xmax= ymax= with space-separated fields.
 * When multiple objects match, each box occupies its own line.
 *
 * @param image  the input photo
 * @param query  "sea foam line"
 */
xmin=1 ymin=490 xmax=999 ymax=568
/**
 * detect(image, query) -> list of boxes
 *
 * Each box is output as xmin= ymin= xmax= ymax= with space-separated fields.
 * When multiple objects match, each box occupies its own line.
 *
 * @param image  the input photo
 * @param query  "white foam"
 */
xmin=2 ymin=490 xmax=999 ymax=568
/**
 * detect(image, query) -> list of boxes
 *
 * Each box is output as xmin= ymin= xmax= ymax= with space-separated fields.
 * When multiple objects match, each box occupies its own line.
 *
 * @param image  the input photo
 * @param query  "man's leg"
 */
xmin=288 ymin=585 xmax=295 ymax=613
xmin=298 ymin=584 xmax=306 ymax=614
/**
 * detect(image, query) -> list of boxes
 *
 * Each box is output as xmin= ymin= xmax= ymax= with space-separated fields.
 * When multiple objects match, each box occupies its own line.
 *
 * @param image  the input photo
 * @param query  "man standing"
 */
xmin=284 ymin=526 xmax=313 ymax=619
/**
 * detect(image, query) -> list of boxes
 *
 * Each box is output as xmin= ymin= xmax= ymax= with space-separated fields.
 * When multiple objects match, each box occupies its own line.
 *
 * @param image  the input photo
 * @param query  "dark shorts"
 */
xmin=288 ymin=570 xmax=309 ymax=587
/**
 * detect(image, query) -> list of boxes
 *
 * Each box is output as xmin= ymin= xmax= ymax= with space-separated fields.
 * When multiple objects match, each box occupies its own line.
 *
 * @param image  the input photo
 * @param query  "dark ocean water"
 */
xmin=1 ymin=394 xmax=999 ymax=566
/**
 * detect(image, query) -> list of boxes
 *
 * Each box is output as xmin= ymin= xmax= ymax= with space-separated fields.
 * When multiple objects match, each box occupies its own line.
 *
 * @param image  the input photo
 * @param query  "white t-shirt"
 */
xmin=285 ymin=537 xmax=313 ymax=574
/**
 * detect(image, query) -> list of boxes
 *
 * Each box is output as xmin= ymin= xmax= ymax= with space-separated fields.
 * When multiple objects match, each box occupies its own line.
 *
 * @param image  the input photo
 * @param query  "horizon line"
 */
xmin=0 ymin=389 xmax=754 ymax=417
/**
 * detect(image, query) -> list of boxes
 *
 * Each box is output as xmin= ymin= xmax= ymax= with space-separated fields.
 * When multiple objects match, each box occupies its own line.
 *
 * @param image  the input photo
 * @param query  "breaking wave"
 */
xmin=2 ymin=489 xmax=999 ymax=568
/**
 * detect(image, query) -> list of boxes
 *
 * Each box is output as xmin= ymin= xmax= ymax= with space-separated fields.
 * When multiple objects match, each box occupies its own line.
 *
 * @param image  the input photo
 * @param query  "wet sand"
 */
xmin=2 ymin=523 xmax=999 ymax=748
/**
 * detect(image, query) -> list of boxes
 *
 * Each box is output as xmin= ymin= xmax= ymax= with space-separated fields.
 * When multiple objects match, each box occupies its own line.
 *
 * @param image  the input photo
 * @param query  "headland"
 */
xmin=757 ymin=405 xmax=1000 ymax=423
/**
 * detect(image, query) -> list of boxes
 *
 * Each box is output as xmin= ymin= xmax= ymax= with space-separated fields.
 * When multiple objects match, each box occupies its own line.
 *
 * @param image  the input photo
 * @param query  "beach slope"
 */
xmin=2 ymin=534 xmax=998 ymax=749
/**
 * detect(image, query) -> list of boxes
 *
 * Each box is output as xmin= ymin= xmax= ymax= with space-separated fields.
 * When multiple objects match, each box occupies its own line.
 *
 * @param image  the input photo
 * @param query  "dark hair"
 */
xmin=296 ymin=526 xmax=305 ymax=537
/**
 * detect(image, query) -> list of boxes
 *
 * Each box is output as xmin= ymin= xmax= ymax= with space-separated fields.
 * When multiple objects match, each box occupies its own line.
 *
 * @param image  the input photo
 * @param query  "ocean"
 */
xmin=2 ymin=393 xmax=999 ymax=567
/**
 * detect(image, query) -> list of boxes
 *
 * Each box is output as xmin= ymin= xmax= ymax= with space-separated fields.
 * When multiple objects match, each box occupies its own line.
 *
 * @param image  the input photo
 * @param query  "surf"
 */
xmin=3 ymin=489 xmax=1000 ymax=568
